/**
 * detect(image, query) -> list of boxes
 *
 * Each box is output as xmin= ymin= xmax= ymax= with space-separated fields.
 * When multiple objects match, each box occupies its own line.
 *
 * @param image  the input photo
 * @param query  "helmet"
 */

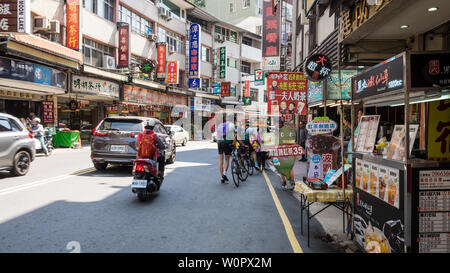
xmin=33 ymin=117 xmax=41 ymax=123
xmin=144 ymin=119 xmax=156 ymax=130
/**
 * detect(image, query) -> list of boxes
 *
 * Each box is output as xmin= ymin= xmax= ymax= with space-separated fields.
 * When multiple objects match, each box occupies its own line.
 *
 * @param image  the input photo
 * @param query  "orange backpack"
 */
xmin=137 ymin=131 xmax=158 ymax=159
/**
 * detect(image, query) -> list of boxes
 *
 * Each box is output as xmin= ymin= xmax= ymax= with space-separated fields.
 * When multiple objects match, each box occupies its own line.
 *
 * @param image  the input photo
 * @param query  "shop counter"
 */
xmin=53 ymin=130 xmax=81 ymax=148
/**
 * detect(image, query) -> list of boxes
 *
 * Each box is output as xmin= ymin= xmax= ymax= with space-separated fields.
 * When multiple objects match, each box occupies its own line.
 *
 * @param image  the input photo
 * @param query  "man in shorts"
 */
xmin=217 ymin=114 xmax=235 ymax=183
xmin=244 ymin=121 xmax=260 ymax=170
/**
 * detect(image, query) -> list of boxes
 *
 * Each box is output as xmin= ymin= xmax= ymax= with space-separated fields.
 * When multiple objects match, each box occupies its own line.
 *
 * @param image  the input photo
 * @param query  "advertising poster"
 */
xmin=271 ymin=126 xmax=298 ymax=182
xmin=369 ymin=164 xmax=379 ymax=196
xmin=189 ymin=23 xmax=201 ymax=78
xmin=33 ymin=64 xmax=52 ymax=86
xmin=326 ymin=70 xmax=359 ymax=100
xmin=307 ymin=80 xmax=323 ymax=104
xmin=117 ymin=24 xmax=130 ymax=68
xmin=427 ymin=99 xmax=450 ymax=161
xmin=355 ymin=115 xmax=380 ymax=153
xmin=387 ymin=124 xmax=419 ymax=161
xmin=66 ymin=0 xmax=80 ymax=50
xmin=266 ymin=72 xmax=307 ymax=121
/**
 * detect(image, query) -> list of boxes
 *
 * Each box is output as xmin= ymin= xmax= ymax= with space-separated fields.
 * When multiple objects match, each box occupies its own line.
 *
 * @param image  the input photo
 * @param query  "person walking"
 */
xmin=216 ymin=113 xmax=235 ymax=183
xmin=298 ymin=120 xmax=307 ymax=161
xmin=31 ymin=117 xmax=49 ymax=156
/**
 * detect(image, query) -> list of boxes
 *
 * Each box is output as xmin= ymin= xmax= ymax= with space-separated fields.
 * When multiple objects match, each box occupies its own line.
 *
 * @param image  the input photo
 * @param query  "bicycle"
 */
xmin=230 ymin=146 xmax=249 ymax=187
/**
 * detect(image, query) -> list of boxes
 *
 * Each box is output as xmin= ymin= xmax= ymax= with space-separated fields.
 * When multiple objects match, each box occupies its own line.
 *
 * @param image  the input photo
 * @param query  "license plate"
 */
xmin=131 ymin=179 xmax=147 ymax=188
xmin=110 ymin=145 xmax=126 ymax=152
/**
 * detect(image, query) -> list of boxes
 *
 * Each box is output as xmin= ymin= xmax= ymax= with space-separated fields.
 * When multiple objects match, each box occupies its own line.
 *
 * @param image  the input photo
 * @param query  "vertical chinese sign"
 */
xmin=262 ymin=0 xmax=280 ymax=71
xmin=66 ymin=0 xmax=80 ymax=50
xmin=117 ymin=24 xmax=130 ymax=68
xmin=189 ymin=23 xmax=201 ymax=88
xmin=267 ymin=72 xmax=307 ymax=122
xmin=244 ymin=80 xmax=250 ymax=97
xmin=428 ymin=99 xmax=450 ymax=161
xmin=42 ymin=101 xmax=54 ymax=124
xmin=0 ymin=0 xmax=30 ymax=33
xmin=218 ymin=47 xmax=226 ymax=80
xmin=167 ymin=61 xmax=179 ymax=84
xmin=157 ymin=43 xmax=167 ymax=79
xmin=220 ymin=82 xmax=231 ymax=97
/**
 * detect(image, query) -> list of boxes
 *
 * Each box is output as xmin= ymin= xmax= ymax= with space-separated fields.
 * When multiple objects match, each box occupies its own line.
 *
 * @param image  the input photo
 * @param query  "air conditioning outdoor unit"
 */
xmin=166 ymin=11 xmax=173 ymax=21
xmin=49 ymin=20 xmax=60 ymax=34
xmin=215 ymin=33 xmax=225 ymax=42
xmin=34 ymin=16 xmax=50 ymax=31
xmin=146 ymin=34 xmax=157 ymax=42
xmin=103 ymin=55 xmax=116 ymax=69
xmin=159 ymin=7 xmax=167 ymax=18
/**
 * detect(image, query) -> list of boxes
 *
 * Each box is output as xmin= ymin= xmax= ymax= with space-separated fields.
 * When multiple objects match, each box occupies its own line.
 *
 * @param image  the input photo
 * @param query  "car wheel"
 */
xmin=166 ymin=147 xmax=176 ymax=164
xmin=182 ymin=138 xmax=187 ymax=146
xmin=11 ymin=151 xmax=31 ymax=176
xmin=94 ymin=162 xmax=108 ymax=171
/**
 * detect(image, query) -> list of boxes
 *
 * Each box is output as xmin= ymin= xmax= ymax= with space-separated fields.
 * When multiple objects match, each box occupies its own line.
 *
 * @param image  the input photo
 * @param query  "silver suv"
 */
xmin=0 ymin=113 xmax=35 ymax=176
xmin=90 ymin=116 xmax=176 ymax=170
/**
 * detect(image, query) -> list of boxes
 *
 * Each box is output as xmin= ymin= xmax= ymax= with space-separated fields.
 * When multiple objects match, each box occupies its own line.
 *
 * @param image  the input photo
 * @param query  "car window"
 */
xmin=0 ymin=118 xmax=12 ymax=132
xmin=9 ymin=119 xmax=23 ymax=132
xmin=157 ymin=124 xmax=168 ymax=135
xmin=99 ymin=119 xmax=143 ymax=132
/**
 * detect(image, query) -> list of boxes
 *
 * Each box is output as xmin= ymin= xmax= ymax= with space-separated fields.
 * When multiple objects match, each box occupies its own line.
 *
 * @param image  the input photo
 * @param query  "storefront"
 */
xmin=349 ymin=51 xmax=450 ymax=253
xmin=0 ymin=56 xmax=67 ymax=125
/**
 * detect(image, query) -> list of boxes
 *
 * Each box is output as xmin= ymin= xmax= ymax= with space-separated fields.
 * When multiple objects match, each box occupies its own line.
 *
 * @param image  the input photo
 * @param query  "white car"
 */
xmin=165 ymin=125 xmax=189 ymax=146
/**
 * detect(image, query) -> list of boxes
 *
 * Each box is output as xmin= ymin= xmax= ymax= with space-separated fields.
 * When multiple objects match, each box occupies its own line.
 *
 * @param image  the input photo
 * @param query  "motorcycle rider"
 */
xmin=137 ymin=120 xmax=166 ymax=182
xmin=31 ymin=117 xmax=49 ymax=156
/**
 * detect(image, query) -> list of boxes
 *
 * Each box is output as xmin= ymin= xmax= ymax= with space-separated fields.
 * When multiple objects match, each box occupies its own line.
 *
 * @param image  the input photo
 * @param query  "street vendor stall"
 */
xmin=350 ymin=51 xmax=450 ymax=253
xmin=53 ymin=130 xmax=81 ymax=148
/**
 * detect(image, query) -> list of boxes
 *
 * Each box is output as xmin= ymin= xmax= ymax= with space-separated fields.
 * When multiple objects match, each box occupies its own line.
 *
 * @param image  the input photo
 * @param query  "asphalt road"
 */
xmin=0 ymin=141 xmax=343 ymax=253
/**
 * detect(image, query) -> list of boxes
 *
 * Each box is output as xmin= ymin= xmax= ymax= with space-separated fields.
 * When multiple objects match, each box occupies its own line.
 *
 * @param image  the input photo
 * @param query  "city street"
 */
xmin=0 ymin=141 xmax=341 ymax=253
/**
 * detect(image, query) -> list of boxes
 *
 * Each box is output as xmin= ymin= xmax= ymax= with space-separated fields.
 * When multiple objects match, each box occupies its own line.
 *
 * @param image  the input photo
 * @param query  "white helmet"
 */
xmin=33 ymin=117 xmax=41 ymax=123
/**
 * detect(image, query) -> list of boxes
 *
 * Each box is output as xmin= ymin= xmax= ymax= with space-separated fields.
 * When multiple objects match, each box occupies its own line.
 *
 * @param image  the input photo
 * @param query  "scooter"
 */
xmin=131 ymin=158 xmax=163 ymax=201
xmin=33 ymin=131 xmax=54 ymax=156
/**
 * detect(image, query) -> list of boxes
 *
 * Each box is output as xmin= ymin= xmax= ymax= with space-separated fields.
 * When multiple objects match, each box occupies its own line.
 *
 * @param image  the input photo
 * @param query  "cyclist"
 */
xmin=217 ymin=113 xmax=235 ymax=183
xmin=244 ymin=121 xmax=260 ymax=170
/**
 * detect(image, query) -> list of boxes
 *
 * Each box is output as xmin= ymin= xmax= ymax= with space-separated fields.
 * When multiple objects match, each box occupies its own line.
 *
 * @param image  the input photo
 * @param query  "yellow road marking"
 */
xmin=263 ymin=170 xmax=303 ymax=253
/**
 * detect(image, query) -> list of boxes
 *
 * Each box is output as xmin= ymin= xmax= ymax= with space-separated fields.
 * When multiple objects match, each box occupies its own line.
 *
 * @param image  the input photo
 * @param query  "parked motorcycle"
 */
xmin=131 ymin=158 xmax=163 ymax=201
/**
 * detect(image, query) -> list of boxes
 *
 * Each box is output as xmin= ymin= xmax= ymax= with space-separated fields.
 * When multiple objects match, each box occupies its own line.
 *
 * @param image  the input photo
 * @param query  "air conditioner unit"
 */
xmin=215 ymin=33 xmax=225 ymax=42
xmin=166 ymin=11 xmax=173 ymax=21
xmin=146 ymin=34 xmax=157 ymax=42
xmin=159 ymin=7 xmax=167 ymax=18
xmin=49 ymin=20 xmax=60 ymax=34
xmin=300 ymin=10 xmax=309 ymax=25
xmin=34 ymin=16 xmax=50 ymax=31
xmin=103 ymin=55 xmax=116 ymax=69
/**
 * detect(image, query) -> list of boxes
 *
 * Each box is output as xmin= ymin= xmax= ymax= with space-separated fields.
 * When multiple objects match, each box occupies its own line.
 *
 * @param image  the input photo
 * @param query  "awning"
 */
xmin=0 ymin=78 xmax=65 ymax=96
xmin=84 ymin=65 xmax=128 ymax=82
xmin=132 ymin=78 xmax=166 ymax=91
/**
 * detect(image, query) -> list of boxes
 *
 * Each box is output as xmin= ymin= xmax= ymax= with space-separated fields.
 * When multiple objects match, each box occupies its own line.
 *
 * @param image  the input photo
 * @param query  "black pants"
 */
xmin=157 ymin=154 xmax=165 ymax=178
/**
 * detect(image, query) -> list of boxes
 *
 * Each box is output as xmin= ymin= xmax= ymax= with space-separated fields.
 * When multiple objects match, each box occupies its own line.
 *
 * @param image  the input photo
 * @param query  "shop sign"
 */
xmin=268 ymin=144 xmax=304 ymax=157
xmin=326 ymin=70 xmax=360 ymax=100
xmin=244 ymin=80 xmax=249 ymax=97
xmin=213 ymin=82 xmax=220 ymax=94
xmin=66 ymin=0 xmax=80 ymax=50
xmin=72 ymin=75 xmax=119 ymax=99
xmin=157 ymin=43 xmax=167 ymax=79
xmin=304 ymin=54 xmax=332 ymax=82
xmin=262 ymin=0 xmax=280 ymax=71
xmin=428 ymin=99 xmax=450 ymax=161
xmin=167 ymin=61 xmax=178 ymax=84
xmin=0 ymin=57 xmax=66 ymax=89
xmin=243 ymin=97 xmax=251 ymax=106
xmin=220 ymin=82 xmax=230 ymax=97
xmin=42 ymin=101 xmax=54 ymax=124
xmin=410 ymin=52 xmax=450 ymax=89
xmin=339 ymin=0 xmax=391 ymax=42
xmin=124 ymin=85 xmax=187 ymax=107
xmin=0 ymin=0 xmax=30 ymax=33
xmin=306 ymin=117 xmax=337 ymax=135
xmin=306 ymin=134 xmax=341 ymax=180
xmin=307 ymin=80 xmax=323 ymax=104
xmin=255 ymin=69 xmax=264 ymax=82
xmin=267 ymin=72 xmax=307 ymax=120
xmin=189 ymin=78 xmax=200 ymax=89
xmin=189 ymin=23 xmax=201 ymax=78
xmin=117 ymin=23 xmax=129 ymax=68
xmin=218 ymin=47 xmax=226 ymax=79
xmin=352 ymin=55 xmax=404 ymax=100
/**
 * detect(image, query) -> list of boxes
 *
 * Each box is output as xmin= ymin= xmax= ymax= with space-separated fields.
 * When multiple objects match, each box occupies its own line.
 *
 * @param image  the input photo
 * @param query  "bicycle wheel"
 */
xmin=247 ymin=157 xmax=254 ymax=176
xmin=231 ymin=159 xmax=240 ymax=187
xmin=239 ymin=158 xmax=249 ymax=182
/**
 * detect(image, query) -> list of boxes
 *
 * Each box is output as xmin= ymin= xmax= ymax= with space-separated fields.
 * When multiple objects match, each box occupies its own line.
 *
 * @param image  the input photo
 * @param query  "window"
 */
xmin=83 ymin=38 xmax=115 ymax=67
xmin=227 ymin=58 xmax=237 ymax=68
xmin=0 ymin=118 xmax=11 ymax=132
xmin=99 ymin=119 xmax=143 ymax=132
xmin=159 ymin=28 xmax=184 ymax=54
xmin=250 ymin=88 xmax=258 ymax=102
xmin=215 ymin=26 xmax=238 ymax=43
xmin=241 ymin=61 xmax=251 ymax=74
xmin=201 ymin=46 xmax=210 ymax=63
xmin=242 ymin=37 xmax=252 ymax=46
xmin=84 ymin=0 xmax=114 ymax=22
xmin=103 ymin=0 xmax=114 ymax=22
xmin=256 ymin=25 xmax=262 ymax=35
xmin=229 ymin=1 xmax=235 ymax=13
xmin=242 ymin=0 xmax=250 ymax=9
xmin=201 ymin=78 xmax=210 ymax=89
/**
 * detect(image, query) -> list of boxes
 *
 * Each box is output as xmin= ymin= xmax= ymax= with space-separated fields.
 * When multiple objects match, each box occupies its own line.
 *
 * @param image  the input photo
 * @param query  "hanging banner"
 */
xmin=218 ymin=47 xmax=226 ymax=80
xmin=66 ymin=0 xmax=80 ymax=50
xmin=267 ymin=72 xmax=307 ymax=122
xmin=0 ymin=0 xmax=30 ymax=33
xmin=167 ymin=61 xmax=179 ymax=84
xmin=244 ymin=80 xmax=250 ymax=97
xmin=262 ymin=0 xmax=280 ymax=71
xmin=220 ymin=82 xmax=231 ymax=97
xmin=428 ymin=99 xmax=450 ymax=161
xmin=117 ymin=24 xmax=130 ymax=68
xmin=326 ymin=70 xmax=359 ymax=100
xmin=189 ymin=23 xmax=201 ymax=78
xmin=307 ymin=80 xmax=323 ymax=104
xmin=304 ymin=54 xmax=332 ymax=82
xmin=42 ymin=101 xmax=54 ymax=124
xmin=157 ymin=43 xmax=167 ymax=79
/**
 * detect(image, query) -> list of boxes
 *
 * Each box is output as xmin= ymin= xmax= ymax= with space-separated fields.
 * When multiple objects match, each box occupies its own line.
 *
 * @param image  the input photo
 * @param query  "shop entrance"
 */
xmin=1 ymin=99 xmax=42 ymax=120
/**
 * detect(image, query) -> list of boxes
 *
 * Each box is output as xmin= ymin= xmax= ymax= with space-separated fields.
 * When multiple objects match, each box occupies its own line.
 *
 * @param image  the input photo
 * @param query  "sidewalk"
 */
xmin=270 ymin=159 xmax=360 ymax=253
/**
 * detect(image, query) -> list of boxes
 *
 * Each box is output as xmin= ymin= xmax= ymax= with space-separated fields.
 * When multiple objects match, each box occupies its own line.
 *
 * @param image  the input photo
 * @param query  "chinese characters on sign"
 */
xmin=72 ymin=75 xmax=119 ymax=99
xmin=117 ymin=24 xmax=129 ymax=68
xmin=157 ymin=43 xmax=167 ymax=79
xmin=66 ymin=0 xmax=80 ymax=50
xmin=42 ymin=101 xmax=54 ymax=124
xmin=244 ymin=80 xmax=249 ymax=97
xmin=410 ymin=52 xmax=450 ymax=88
xmin=0 ymin=0 xmax=29 ymax=33
xmin=123 ymin=85 xmax=187 ymax=106
xmin=267 ymin=72 xmax=307 ymax=122
xmin=220 ymin=82 xmax=231 ymax=97
xmin=218 ymin=47 xmax=226 ymax=80
xmin=428 ymin=99 xmax=450 ymax=161
xmin=167 ymin=61 xmax=178 ymax=84
xmin=304 ymin=54 xmax=332 ymax=82
xmin=189 ymin=23 xmax=201 ymax=79
xmin=262 ymin=0 xmax=280 ymax=71
xmin=268 ymin=144 xmax=305 ymax=157
xmin=306 ymin=117 xmax=338 ymax=135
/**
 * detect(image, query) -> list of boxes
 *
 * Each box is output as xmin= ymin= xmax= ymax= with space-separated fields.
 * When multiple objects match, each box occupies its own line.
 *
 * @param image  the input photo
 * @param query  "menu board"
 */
xmin=413 ymin=168 xmax=450 ymax=253
xmin=386 ymin=125 xmax=419 ymax=161
xmin=355 ymin=115 xmax=380 ymax=153
xmin=354 ymin=158 xmax=400 ymax=209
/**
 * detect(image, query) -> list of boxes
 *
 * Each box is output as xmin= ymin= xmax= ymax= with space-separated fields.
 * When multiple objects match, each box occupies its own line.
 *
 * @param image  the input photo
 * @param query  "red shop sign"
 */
xmin=42 ymin=101 xmax=54 ymax=124
xmin=66 ymin=0 xmax=80 ymax=50
xmin=220 ymin=82 xmax=231 ymax=97
xmin=118 ymin=24 xmax=130 ymax=68
xmin=157 ymin=43 xmax=167 ymax=79
xmin=268 ymin=144 xmax=305 ymax=158
xmin=267 ymin=72 xmax=307 ymax=117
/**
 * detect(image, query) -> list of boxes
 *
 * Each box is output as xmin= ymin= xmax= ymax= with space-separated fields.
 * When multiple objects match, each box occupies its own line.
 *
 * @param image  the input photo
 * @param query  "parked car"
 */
xmin=0 ymin=113 xmax=35 ymax=176
xmin=164 ymin=125 xmax=189 ymax=146
xmin=90 ymin=116 xmax=176 ymax=171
